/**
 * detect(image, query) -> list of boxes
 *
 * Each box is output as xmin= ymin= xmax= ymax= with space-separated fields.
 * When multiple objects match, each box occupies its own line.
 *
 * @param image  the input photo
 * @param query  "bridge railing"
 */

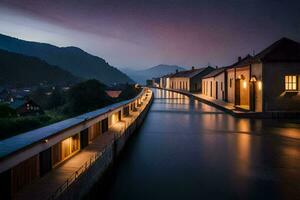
xmin=48 ymin=90 xmax=152 ymax=200
xmin=49 ymin=146 xmax=105 ymax=200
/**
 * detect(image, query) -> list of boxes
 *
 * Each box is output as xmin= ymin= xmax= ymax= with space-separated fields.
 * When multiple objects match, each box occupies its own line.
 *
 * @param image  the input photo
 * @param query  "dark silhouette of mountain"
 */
xmin=0 ymin=49 xmax=79 ymax=87
xmin=0 ymin=34 xmax=133 ymax=85
xmin=122 ymin=64 xmax=186 ymax=84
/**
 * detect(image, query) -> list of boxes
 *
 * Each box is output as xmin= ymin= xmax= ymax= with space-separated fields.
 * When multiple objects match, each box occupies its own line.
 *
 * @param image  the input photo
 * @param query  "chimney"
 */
xmin=191 ymin=66 xmax=195 ymax=70
xmin=175 ymin=69 xmax=179 ymax=73
xmin=215 ymin=65 xmax=218 ymax=69
xmin=238 ymin=56 xmax=242 ymax=62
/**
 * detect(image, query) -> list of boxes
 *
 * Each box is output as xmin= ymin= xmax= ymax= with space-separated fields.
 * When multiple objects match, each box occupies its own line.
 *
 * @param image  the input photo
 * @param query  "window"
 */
xmin=285 ymin=75 xmax=297 ymax=91
xmin=229 ymin=78 xmax=232 ymax=88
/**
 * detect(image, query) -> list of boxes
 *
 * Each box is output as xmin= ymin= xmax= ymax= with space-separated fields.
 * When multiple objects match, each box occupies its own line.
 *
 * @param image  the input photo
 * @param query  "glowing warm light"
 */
xmin=258 ymin=81 xmax=262 ymax=90
xmin=243 ymin=81 xmax=247 ymax=89
xmin=250 ymin=76 xmax=257 ymax=82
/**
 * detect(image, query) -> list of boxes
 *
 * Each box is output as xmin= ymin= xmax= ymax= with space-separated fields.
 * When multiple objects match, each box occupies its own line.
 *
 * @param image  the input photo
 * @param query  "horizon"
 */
xmin=1 ymin=0 xmax=299 ymax=70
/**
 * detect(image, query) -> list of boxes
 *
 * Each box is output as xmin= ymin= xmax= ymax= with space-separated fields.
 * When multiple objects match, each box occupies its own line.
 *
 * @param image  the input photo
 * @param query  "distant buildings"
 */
xmin=0 ymin=88 xmax=12 ymax=102
xmin=105 ymin=90 xmax=122 ymax=98
xmin=9 ymin=99 xmax=43 ymax=116
xmin=159 ymin=74 xmax=172 ymax=89
xmin=169 ymin=66 xmax=214 ymax=92
xmin=146 ymin=78 xmax=160 ymax=87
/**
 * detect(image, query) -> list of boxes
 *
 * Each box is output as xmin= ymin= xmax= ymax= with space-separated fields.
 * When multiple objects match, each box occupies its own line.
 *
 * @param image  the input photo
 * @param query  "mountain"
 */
xmin=0 ymin=49 xmax=79 ymax=87
xmin=122 ymin=64 xmax=186 ymax=84
xmin=0 ymin=34 xmax=133 ymax=85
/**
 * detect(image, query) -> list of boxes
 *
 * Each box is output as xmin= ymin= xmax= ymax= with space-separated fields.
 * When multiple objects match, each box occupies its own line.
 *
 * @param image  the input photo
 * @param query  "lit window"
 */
xmin=285 ymin=75 xmax=297 ymax=91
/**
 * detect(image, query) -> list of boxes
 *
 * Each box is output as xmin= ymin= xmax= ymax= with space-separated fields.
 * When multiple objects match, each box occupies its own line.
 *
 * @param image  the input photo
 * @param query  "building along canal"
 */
xmin=87 ymin=88 xmax=300 ymax=200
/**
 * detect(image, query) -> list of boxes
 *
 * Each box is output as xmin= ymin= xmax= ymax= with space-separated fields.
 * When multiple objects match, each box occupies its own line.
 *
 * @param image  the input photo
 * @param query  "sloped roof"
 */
xmin=9 ymin=99 xmax=26 ymax=109
xmin=171 ymin=67 xmax=211 ymax=78
xmin=229 ymin=54 xmax=253 ymax=68
xmin=231 ymin=38 xmax=300 ymax=68
xmin=161 ymin=73 xmax=173 ymax=78
xmin=253 ymin=37 xmax=300 ymax=62
xmin=202 ymin=67 xmax=227 ymax=79
xmin=105 ymin=90 xmax=122 ymax=98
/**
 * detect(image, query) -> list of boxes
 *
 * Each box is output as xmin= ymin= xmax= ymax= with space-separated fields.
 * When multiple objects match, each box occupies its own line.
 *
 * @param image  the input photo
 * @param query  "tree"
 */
xmin=65 ymin=79 xmax=113 ymax=116
xmin=0 ymin=104 xmax=16 ymax=118
xmin=30 ymin=87 xmax=49 ymax=108
xmin=47 ymin=88 xmax=66 ymax=109
xmin=118 ymin=84 xmax=141 ymax=101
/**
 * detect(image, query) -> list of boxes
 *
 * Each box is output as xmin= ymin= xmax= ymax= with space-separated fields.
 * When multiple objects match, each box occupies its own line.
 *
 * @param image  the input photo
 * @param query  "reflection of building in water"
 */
xmin=236 ymin=134 xmax=252 ymax=178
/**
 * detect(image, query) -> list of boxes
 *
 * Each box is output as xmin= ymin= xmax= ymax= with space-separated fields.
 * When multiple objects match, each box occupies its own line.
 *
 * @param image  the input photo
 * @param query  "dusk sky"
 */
xmin=0 ymin=0 xmax=300 ymax=69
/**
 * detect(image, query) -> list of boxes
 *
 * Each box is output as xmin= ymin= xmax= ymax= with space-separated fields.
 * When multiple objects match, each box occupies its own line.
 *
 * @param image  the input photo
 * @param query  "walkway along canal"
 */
xmin=0 ymin=88 xmax=153 ymax=200
xmin=87 ymin=88 xmax=300 ymax=200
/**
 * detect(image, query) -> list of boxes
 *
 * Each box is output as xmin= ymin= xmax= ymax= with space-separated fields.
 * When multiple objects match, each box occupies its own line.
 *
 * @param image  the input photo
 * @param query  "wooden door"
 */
xmin=80 ymin=128 xmax=89 ymax=149
xmin=250 ymin=82 xmax=256 ymax=111
xmin=216 ymin=82 xmax=218 ymax=99
xmin=101 ymin=118 xmax=109 ymax=133
xmin=39 ymin=147 xmax=52 ymax=176
xmin=235 ymin=79 xmax=240 ymax=105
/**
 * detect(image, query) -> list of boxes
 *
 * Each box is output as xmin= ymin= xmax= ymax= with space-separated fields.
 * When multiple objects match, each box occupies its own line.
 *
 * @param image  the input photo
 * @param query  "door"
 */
xmin=39 ymin=147 xmax=52 ymax=176
xmin=210 ymin=82 xmax=212 ymax=97
xmin=216 ymin=82 xmax=218 ymax=99
xmin=235 ymin=79 xmax=240 ymax=105
xmin=101 ymin=118 xmax=109 ymax=133
xmin=118 ymin=110 xmax=121 ymax=121
xmin=80 ymin=128 xmax=89 ymax=149
xmin=250 ymin=82 xmax=256 ymax=111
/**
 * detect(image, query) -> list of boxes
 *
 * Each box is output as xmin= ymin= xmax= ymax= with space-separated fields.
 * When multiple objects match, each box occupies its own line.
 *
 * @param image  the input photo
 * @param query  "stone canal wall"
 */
xmin=57 ymin=94 xmax=154 ymax=200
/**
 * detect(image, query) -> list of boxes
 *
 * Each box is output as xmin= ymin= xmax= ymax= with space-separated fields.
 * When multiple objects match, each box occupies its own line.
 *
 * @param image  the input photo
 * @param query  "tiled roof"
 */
xmin=202 ymin=67 xmax=227 ymax=79
xmin=9 ymin=99 xmax=26 ymax=109
xmin=171 ymin=67 xmax=211 ymax=78
xmin=229 ymin=55 xmax=253 ymax=68
xmin=105 ymin=90 xmax=122 ymax=98
xmin=161 ymin=74 xmax=173 ymax=78
xmin=253 ymin=37 xmax=300 ymax=62
xmin=231 ymin=38 xmax=300 ymax=68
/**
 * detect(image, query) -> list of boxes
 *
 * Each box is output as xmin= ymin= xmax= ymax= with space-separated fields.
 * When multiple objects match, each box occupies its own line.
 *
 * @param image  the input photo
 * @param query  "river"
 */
xmin=87 ymin=88 xmax=300 ymax=200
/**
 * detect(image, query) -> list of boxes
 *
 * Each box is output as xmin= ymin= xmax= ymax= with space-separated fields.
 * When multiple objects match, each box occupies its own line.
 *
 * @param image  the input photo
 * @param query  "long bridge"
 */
xmin=0 ymin=88 xmax=153 ymax=200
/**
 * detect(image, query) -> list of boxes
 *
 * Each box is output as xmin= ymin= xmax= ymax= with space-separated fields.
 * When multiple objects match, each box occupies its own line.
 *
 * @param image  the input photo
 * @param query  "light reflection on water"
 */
xmin=88 ymin=89 xmax=300 ymax=200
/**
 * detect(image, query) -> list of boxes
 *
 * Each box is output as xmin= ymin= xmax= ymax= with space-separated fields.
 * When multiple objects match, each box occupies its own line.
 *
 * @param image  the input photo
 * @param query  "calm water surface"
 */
xmin=88 ymin=89 xmax=300 ymax=200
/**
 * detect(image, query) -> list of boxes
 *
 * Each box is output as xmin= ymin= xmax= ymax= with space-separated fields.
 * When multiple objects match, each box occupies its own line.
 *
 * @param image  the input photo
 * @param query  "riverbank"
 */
xmin=155 ymin=87 xmax=300 ymax=119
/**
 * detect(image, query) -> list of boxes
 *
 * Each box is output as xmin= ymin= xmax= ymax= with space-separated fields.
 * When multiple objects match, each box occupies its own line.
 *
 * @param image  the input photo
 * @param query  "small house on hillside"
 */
xmin=105 ymin=90 xmax=122 ymax=98
xmin=9 ymin=99 xmax=43 ymax=116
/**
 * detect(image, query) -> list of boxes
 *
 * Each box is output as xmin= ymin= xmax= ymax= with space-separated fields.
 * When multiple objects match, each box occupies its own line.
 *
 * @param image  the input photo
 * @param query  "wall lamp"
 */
xmin=250 ymin=76 xmax=257 ymax=82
